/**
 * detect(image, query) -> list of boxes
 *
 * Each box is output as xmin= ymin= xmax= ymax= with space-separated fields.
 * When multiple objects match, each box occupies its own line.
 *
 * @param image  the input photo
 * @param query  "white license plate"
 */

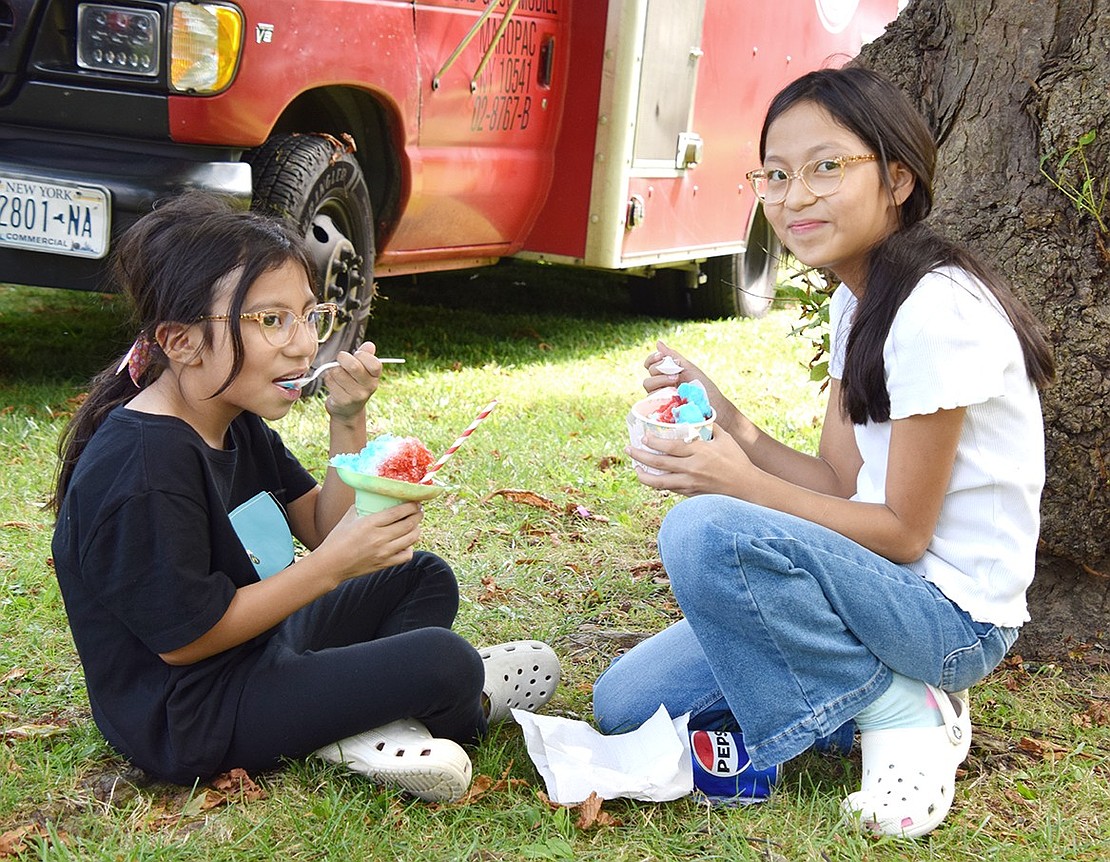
xmin=0 ymin=174 xmax=111 ymax=259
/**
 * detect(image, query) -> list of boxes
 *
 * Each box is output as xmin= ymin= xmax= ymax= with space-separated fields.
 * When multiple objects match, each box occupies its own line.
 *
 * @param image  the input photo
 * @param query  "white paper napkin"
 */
xmin=511 ymin=704 xmax=692 ymax=804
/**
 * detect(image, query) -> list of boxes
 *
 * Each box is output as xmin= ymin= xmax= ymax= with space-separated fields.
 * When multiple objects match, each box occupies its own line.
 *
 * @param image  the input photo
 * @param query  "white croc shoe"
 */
xmin=841 ymin=685 xmax=971 ymax=839
xmin=479 ymin=640 xmax=561 ymax=724
xmin=315 ymin=718 xmax=472 ymax=802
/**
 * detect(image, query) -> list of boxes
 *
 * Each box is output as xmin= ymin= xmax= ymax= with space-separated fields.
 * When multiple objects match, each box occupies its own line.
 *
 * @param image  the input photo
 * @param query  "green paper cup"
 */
xmin=333 ymin=466 xmax=447 ymax=515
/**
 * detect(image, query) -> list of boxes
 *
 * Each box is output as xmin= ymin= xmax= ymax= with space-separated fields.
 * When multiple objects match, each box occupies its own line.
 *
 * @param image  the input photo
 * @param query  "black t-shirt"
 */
xmin=51 ymin=406 xmax=317 ymax=782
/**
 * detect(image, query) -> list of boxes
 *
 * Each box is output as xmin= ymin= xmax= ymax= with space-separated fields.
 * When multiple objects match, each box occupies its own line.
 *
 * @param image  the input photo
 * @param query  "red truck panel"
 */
xmin=523 ymin=0 xmax=899 ymax=268
xmin=384 ymin=1 xmax=568 ymax=262
xmin=168 ymin=1 xmax=570 ymax=272
xmin=167 ymin=2 xmax=421 ymax=148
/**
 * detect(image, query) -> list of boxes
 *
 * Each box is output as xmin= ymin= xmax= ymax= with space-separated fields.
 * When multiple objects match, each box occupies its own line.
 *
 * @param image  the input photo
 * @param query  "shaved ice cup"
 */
xmin=627 ymin=388 xmax=716 ymax=476
xmin=332 ymin=465 xmax=446 ymax=514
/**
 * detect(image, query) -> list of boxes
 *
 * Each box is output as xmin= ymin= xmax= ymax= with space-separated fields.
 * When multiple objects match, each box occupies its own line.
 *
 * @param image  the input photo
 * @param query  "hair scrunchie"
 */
xmin=114 ymin=332 xmax=156 ymax=388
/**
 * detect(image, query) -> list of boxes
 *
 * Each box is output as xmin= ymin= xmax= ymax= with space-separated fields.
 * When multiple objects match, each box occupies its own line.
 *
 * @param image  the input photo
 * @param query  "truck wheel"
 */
xmin=246 ymin=133 xmax=375 ymax=394
xmin=687 ymin=208 xmax=782 ymax=319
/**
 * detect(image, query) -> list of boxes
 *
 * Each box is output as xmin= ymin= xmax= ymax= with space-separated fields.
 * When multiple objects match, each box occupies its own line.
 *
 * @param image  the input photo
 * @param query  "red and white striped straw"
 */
xmin=419 ymin=400 xmax=499 ymax=484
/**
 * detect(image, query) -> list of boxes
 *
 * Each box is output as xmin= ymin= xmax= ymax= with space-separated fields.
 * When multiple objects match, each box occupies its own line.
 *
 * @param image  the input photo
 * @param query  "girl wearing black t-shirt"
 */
xmin=50 ymin=192 xmax=559 ymax=801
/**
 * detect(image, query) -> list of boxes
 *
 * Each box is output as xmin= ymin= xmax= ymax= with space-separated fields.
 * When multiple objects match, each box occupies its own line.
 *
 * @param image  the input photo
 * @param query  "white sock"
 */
xmin=855 ymin=672 xmax=943 ymax=732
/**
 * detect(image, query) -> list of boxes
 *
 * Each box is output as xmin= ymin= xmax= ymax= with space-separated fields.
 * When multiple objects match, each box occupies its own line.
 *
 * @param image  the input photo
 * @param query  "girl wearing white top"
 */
xmin=592 ymin=66 xmax=1054 ymax=838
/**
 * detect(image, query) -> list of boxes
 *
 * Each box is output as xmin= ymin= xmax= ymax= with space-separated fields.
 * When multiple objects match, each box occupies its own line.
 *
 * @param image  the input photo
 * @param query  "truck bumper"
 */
xmin=0 ymin=135 xmax=251 ymax=292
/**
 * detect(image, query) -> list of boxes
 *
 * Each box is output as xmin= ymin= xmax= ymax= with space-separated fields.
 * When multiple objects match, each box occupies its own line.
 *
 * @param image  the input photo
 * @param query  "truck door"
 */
xmin=631 ymin=0 xmax=706 ymax=173
xmin=378 ymin=0 xmax=569 ymax=272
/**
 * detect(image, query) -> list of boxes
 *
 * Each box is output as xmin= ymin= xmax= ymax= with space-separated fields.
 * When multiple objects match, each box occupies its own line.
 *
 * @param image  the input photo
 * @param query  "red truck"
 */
xmin=0 ymin=0 xmax=898 ymax=365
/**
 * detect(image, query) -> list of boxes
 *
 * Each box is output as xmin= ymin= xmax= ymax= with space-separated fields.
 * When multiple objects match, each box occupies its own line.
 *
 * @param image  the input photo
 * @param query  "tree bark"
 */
xmin=860 ymin=0 xmax=1110 ymax=657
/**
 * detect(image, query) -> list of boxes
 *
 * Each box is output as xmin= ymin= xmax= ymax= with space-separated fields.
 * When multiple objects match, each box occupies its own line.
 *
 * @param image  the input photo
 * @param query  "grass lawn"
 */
xmin=1 ymin=264 xmax=1107 ymax=860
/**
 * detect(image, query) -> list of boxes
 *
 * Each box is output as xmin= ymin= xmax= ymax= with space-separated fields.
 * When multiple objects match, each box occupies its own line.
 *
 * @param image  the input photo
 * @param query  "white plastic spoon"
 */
xmin=278 ymin=358 xmax=405 ymax=390
xmin=653 ymin=356 xmax=683 ymax=375
xmin=278 ymin=361 xmax=341 ymax=389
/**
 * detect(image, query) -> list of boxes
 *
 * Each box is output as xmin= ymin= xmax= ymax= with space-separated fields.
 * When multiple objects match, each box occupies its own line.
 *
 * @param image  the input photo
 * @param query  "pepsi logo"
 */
xmin=691 ymin=730 xmax=752 ymax=777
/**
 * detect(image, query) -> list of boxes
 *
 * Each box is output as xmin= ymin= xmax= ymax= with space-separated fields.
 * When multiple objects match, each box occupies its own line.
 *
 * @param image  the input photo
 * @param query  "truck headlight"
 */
xmin=170 ymin=3 xmax=243 ymax=94
xmin=76 ymin=5 xmax=160 ymax=77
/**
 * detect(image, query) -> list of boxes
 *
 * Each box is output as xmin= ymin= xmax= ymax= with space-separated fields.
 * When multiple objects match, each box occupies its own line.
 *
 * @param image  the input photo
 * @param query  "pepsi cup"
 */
xmin=690 ymin=729 xmax=779 ymax=804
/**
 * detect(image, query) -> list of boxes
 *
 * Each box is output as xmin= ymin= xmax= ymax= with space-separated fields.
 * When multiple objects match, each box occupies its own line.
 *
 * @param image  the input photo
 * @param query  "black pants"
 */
xmin=221 ymin=551 xmax=487 ymax=774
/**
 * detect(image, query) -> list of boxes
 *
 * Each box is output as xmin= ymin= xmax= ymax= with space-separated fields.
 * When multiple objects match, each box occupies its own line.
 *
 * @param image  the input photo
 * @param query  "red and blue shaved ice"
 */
xmin=649 ymin=382 xmax=712 ymax=424
xmin=332 ymin=435 xmax=434 ymax=483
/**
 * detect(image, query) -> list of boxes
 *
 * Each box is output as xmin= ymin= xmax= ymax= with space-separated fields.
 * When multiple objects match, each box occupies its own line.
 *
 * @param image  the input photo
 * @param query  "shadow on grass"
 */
xmin=0 ymin=285 xmax=130 ymax=387
xmin=371 ymin=262 xmax=695 ymax=371
xmin=2 ymin=262 xmax=693 ymax=399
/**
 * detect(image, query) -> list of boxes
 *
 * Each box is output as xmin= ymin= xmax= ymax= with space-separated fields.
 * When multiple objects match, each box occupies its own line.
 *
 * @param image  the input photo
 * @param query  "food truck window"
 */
xmin=632 ymin=0 xmax=707 ymax=168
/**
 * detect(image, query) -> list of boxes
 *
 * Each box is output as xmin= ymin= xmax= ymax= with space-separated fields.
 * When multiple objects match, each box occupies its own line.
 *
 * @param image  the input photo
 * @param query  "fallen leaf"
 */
xmin=209 ymin=768 xmax=266 ymax=804
xmin=535 ymin=790 xmax=623 ymax=830
xmin=1016 ymin=736 xmax=1069 ymax=762
xmin=521 ymin=527 xmax=559 ymax=542
xmin=476 ymin=575 xmax=513 ymax=605
xmin=0 ymin=668 xmax=27 ymax=686
xmin=454 ymin=762 xmax=529 ymax=804
xmin=180 ymin=792 xmax=210 ymax=818
xmin=0 ymin=825 xmax=41 ymax=857
xmin=1082 ymin=652 xmax=1110 ymax=669
xmin=0 ymin=824 xmax=68 ymax=857
xmin=460 ymin=774 xmax=495 ymax=801
xmin=536 ymin=789 xmax=559 ymax=809
xmin=1086 ymin=700 xmax=1110 ymax=727
xmin=574 ymin=792 xmax=605 ymax=829
xmin=147 ymin=803 xmax=184 ymax=830
xmin=629 ymin=560 xmax=664 ymax=578
xmin=166 ymin=769 xmax=267 ymax=820
xmin=1 ymin=724 xmax=66 ymax=741
xmin=484 ymin=489 xmax=561 ymax=513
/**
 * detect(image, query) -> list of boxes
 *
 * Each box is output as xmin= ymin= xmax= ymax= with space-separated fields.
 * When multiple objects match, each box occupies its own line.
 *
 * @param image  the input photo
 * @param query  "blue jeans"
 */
xmin=593 ymin=497 xmax=1019 ymax=770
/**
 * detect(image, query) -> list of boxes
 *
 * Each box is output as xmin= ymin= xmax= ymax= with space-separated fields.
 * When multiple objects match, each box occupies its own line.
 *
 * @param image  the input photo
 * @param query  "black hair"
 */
xmin=51 ymin=192 xmax=313 ymax=512
xmin=760 ymin=66 xmax=1054 ymax=424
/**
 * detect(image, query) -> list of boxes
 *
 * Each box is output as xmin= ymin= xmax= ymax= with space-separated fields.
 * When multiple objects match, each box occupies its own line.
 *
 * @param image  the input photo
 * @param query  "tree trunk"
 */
xmin=860 ymin=0 xmax=1110 ymax=658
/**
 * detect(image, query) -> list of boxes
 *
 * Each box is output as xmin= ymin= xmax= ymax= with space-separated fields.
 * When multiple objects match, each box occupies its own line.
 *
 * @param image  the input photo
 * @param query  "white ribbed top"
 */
xmin=829 ymin=267 xmax=1045 ymax=626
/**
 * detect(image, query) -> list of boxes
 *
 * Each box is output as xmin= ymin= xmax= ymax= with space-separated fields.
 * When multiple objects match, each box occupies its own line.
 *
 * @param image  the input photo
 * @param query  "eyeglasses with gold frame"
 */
xmin=200 ymin=302 xmax=338 ymax=347
xmin=746 ymin=154 xmax=878 ymax=204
